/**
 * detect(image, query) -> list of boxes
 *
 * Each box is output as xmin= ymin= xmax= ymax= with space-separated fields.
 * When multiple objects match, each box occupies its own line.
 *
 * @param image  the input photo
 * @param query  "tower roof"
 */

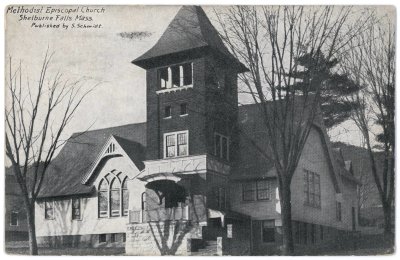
xmin=132 ymin=6 xmax=248 ymax=72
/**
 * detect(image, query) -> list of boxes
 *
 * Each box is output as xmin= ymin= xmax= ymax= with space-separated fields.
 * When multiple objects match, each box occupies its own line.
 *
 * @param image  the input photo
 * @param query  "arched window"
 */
xmin=110 ymin=178 xmax=121 ymax=217
xmin=122 ymin=177 xmax=129 ymax=216
xmin=98 ymin=172 xmax=129 ymax=218
xmin=98 ymin=179 xmax=108 ymax=218
xmin=141 ymin=192 xmax=147 ymax=211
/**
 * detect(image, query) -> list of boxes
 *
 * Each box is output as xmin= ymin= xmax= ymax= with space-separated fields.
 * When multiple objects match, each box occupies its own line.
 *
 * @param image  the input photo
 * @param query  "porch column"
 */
xmin=167 ymin=67 xmax=172 ymax=88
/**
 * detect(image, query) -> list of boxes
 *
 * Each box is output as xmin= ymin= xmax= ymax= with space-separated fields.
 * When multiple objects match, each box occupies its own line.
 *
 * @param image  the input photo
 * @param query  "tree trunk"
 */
xmin=27 ymin=202 xmax=38 ymax=255
xmin=279 ymin=178 xmax=294 ymax=255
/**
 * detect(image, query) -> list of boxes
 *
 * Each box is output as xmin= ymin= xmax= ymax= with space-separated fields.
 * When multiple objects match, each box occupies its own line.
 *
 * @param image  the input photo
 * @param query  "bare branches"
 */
xmin=5 ymin=49 xmax=97 ymax=255
xmin=341 ymin=11 xmax=395 ymax=235
xmin=5 ymin=50 xmax=97 ymax=201
xmin=213 ymin=6 xmax=373 ymax=254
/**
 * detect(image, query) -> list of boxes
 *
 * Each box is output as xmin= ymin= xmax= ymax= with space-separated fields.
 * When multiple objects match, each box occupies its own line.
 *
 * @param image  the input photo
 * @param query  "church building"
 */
xmin=34 ymin=6 xmax=360 ymax=255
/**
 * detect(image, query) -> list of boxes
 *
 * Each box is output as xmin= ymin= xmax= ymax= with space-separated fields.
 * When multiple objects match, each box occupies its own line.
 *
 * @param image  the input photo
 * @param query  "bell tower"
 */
xmin=132 ymin=5 xmax=248 ymax=163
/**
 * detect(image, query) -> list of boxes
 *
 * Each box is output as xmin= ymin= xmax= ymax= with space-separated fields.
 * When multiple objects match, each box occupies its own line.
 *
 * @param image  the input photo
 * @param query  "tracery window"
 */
xmin=98 ymin=172 xmax=129 ymax=218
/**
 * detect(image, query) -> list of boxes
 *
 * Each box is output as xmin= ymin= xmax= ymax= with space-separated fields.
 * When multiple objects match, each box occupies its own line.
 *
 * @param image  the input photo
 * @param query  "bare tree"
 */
xmin=5 ymin=50 xmax=97 ymax=255
xmin=342 ymin=14 xmax=395 ymax=239
xmin=214 ymin=6 xmax=371 ymax=254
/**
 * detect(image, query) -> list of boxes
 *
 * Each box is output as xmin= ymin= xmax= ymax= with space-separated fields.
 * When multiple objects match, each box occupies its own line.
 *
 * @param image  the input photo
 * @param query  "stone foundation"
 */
xmin=125 ymin=220 xmax=202 ymax=255
xmin=36 ymin=233 xmax=126 ymax=249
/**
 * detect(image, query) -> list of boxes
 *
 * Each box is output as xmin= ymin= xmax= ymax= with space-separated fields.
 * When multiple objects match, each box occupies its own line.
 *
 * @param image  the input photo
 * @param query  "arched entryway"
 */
xmin=143 ymin=179 xmax=188 ymax=222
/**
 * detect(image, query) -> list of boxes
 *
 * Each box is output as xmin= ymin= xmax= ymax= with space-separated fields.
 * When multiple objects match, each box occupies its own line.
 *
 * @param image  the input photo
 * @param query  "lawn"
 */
xmin=6 ymin=246 xmax=125 ymax=256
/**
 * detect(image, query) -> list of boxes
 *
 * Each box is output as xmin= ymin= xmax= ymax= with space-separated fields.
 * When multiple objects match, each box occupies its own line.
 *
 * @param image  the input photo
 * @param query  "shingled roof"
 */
xmin=232 ymin=103 xmax=349 ymax=193
xmin=37 ymin=103 xmax=355 ymax=198
xmin=38 ymin=123 xmax=146 ymax=198
xmin=231 ymin=104 xmax=275 ymax=180
xmin=132 ymin=6 xmax=247 ymax=72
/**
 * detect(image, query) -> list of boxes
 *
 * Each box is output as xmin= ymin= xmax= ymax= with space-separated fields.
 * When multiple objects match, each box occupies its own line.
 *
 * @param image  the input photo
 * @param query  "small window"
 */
xmin=310 ymin=224 xmax=316 ymax=244
xmin=182 ymin=63 xmax=193 ymax=86
xmin=242 ymin=180 xmax=272 ymax=201
xmin=214 ymin=187 xmax=226 ymax=210
xmin=320 ymin=225 xmax=324 ymax=241
xmin=110 ymin=178 xmax=121 ymax=217
xmin=158 ymin=63 xmax=192 ymax=90
xmin=10 ymin=211 xmax=18 ymax=226
xmin=262 ymin=220 xmax=275 ymax=243
xmin=110 ymin=233 xmax=116 ymax=243
xmin=180 ymin=103 xmax=187 ymax=116
xmin=294 ymin=221 xmax=300 ymax=244
xmin=164 ymin=106 xmax=171 ymax=118
xmin=164 ymin=131 xmax=189 ymax=158
xmin=336 ymin=202 xmax=342 ymax=221
xmin=98 ymin=179 xmax=108 ymax=218
xmin=122 ymin=177 xmax=129 ymax=216
xmin=99 ymin=234 xmax=107 ymax=243
xmin=303 ymin=222 xmax=308 ymax=244
xmin=242 ymin=182 xmax=256 ymax=201
xmin=214 ymin=133 xmax=229 ymax=161
xmin=304 ymin=170 xmax=321 ymax=208
xmin=141 ymin=192 xmax=147 ymax=210
xmin=256 ymin=180 xmax=272 ymax=200
xmin=72 ymin=198 xmax=81 ymax=220
xmin=171 ymin=65 xmax=180 ymax=87
xmin=106 ymin=143 xmax=115 ymax=154
xmin=45 ymin=201 xmax=54 ymax=220
xmin=177 ymin=133 xmax=188 ymax=156
xmin=159 ymin=67 xmax=168 ymax=89
xmin=165 ymin=134 xmax=176 ymax=157
xmin=352 ymin=207 xmax=356 ymax=231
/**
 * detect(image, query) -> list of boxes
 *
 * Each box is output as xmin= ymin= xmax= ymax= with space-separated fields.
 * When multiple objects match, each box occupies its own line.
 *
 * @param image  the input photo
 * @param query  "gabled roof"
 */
xmin=38 ymin=123 xmax=146 ymax=198
xmin=132 ymin=6 xmax=247 ymax=72
xmin=81 ymin=135 xmax=146 ymax=184
xmin=232 ymin=103 xmax=343 ymax=193
xmin=332 ymin=148 xmax=360 ymax=185
xmin=113 ymin=135 xmax=146 ymax=171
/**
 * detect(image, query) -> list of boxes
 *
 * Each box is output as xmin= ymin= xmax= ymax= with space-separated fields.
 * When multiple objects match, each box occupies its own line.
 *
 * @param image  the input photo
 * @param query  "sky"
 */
xmin=5 ymin=5 xmax=182 ymax=138
xmin=4 ymin=5 xmax=392 ymax=150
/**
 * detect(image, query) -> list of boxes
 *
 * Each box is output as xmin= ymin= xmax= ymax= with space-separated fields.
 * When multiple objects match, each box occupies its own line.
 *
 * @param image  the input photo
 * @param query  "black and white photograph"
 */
xmin=3 ymin=2 xmax=396 ymax=256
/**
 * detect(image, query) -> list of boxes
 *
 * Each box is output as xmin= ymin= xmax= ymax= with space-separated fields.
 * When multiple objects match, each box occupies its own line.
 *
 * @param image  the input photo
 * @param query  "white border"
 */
xmin=1 ymin=1 xmax=399 ymax=260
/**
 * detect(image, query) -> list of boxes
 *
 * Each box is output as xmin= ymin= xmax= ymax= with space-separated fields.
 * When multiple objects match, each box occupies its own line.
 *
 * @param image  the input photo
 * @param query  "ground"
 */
xmin=5 ymin=242 xmax=125 ymax=256
xmin=5 ymin=234 xmax=395 ymax=256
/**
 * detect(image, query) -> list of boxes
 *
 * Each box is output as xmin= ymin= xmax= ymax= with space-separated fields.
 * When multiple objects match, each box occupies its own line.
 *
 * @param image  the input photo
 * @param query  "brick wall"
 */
xmin=145 ymin=54 xmax=240 ymax=162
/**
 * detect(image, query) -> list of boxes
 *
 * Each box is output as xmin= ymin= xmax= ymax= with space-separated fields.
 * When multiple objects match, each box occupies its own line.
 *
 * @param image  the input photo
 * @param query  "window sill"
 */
xmin=98 ymin=215 xmax=128 ymax=219
xmin=163 ymin=116 xmax=172 ymax=120
xmin=164 ymin=154 xmax=189 ymax=160
xmin=179 ymin=114 xmax=188 ymax=117
xmin=156 ymin=85 xmax=193 ymax=94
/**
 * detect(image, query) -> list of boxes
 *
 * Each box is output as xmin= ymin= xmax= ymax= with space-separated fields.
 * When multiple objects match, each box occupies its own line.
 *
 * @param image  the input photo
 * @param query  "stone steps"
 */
xmin=191 ymin=240 xmax=218 ymax=256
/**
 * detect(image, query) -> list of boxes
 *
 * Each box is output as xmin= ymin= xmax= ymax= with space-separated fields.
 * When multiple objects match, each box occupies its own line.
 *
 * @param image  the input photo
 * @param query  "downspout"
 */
xmin=157 ymin=75 xmax=161 ymax=159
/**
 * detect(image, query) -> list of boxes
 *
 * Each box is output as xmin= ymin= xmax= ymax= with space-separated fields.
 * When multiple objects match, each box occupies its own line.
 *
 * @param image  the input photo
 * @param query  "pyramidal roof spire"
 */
xmin=132 ymin=6 xmax=247 ymax=72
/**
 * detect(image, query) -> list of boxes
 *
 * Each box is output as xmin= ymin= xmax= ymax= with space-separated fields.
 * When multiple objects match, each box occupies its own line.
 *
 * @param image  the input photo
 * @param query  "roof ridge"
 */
xmin=113 ymin=134 xmax=142 ymax=145
xmin=72 ymin=122 xmax=146 ymax=136
xmin=132 ymin=6 xmax=247 ymax=72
